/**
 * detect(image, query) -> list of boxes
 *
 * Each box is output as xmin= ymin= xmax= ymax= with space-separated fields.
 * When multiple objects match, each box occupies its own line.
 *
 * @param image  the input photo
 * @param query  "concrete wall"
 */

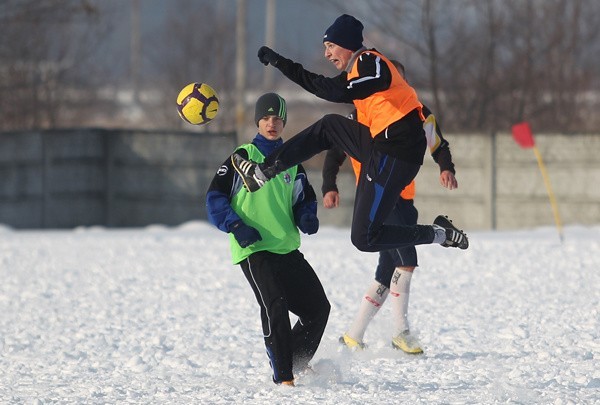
xmin=309 ymin=132 xmax=600 ymax=231
xmin=1 ymin=129 xmax=598 ymax=230
xmin=0 ymin=129 xmax=236 ymax=228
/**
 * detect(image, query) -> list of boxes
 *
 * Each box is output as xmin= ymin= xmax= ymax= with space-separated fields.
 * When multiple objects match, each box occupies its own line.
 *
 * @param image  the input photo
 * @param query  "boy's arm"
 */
xmin=322 ymin=146 xmax=347 ymax=195
xmin=422 ymin=105 xmax=458 ymax=189
xmin=322 ymin=147 xmax=347 ymax=209
xmin=206 ymin=150 xmax=247 ymax=233
xmin=422 ymin=105 xmax=455 ymax=175
xmin=207 ymin=150 xmax=263 ymax=247
xmin=292 ymin=164 xmax=319 ymax=235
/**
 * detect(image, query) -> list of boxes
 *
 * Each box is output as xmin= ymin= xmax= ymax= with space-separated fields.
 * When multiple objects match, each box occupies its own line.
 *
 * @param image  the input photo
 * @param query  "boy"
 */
xmin=206 ymin=93 xmax=330 ymax=386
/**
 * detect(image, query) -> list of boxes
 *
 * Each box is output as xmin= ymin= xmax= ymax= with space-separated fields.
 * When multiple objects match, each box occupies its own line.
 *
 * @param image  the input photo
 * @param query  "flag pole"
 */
xmin=511 ymin=122 xmax=563 ymax=242
xmin=532 ymin=146 xmax=563 ymax=242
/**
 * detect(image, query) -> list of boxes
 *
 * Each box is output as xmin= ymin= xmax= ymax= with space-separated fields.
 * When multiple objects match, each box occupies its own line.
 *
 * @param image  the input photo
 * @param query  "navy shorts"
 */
xmin=375 ymin=199 xmax=419 ymax=288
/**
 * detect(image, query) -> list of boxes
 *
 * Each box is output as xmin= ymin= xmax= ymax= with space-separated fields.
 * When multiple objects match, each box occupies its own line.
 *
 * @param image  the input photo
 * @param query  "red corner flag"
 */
xmin=511 ymin=121 xmax=564 ymax=241
xmin=512 ymin=122 xmax=535 ymax=148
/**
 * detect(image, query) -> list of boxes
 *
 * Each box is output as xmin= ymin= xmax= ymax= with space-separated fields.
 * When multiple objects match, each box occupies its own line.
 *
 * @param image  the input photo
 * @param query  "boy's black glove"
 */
xmin=230 ymin=220 xmax=262 ymax=248
xmin=298 ymin=214 xmax=319 ymax=235
xmin=258 ymin=46 xmax=280 ymax=66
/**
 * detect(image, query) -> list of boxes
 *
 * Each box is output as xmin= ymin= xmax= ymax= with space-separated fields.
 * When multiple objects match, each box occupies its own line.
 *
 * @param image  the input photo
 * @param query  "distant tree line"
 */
xmin=1 ymin=0 xmax=598 ymax=134
xmin=0 ymin=0 xmax=236 ymax=132
xmin=322 ymin=0 xmax=600 ymax=133
xmin=0 ymin=0 xmax=113 ymax=130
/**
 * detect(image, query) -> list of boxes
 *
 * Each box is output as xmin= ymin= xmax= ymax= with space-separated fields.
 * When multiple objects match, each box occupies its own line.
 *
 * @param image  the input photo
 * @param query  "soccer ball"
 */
xmin=176 ymin=82 xmax=219 ymax=125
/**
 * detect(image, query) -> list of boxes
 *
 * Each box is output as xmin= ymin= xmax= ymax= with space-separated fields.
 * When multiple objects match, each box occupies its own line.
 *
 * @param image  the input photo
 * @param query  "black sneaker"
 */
xmin=230 ymin=153 xmax=267 ymax=192
xmin=433 ymin=215 xmax=469 ymax=249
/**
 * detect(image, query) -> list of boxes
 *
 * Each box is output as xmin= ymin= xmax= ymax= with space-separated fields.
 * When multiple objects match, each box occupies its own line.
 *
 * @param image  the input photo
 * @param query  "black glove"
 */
xmin=298 ymin=214 xmax=319 ymax=235
xmin=230 ymin=220 xmax=262 ymax=248
xmin=257 ymin=46 xmax=280 ymax=66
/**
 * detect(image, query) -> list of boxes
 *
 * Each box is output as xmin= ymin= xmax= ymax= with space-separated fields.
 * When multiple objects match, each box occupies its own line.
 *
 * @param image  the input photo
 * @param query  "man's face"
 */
xmin=323 ymin=41 xmax=354 ymax=71
xmin=257 ymin=115 xmax=284 ymax=140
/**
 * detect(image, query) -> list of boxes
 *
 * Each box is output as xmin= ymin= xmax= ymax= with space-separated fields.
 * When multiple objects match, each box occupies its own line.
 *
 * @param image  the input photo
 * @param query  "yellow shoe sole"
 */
xmin=339 ymin=334 xmax=367 ymax=350
xmin=392 ymin=336 xmax=423 ymax=354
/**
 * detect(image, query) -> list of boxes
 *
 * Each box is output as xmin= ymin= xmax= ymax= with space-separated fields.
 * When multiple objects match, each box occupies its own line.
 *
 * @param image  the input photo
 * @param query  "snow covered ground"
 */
xmin=0 ymin=222 xmax=598 ymax=404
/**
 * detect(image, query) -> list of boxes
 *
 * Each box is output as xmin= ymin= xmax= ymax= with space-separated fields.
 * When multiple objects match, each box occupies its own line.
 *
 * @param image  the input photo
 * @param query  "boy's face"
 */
xmin=323 ymin=41 xmax=353 ymax=71
xmin=257 ymin=115 xmax=284 ymax=140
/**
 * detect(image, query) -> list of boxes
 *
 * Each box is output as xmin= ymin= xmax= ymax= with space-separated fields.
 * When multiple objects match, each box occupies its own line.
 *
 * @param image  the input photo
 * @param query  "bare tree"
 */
xmin=3 ymin=0 xmax=598 ymax=133
xmin=0 ymin=0 xmax=114 ymax=130
xmin=491 ymin=0 xmax=600 ymax=132
xmin=143 ymin=0 xmax=236 ymax=132
xmin=319 ymin=0 xmax=600 ymax=133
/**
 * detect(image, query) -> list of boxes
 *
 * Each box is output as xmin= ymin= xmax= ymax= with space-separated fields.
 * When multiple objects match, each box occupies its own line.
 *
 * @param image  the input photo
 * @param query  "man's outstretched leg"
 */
xmin=231 ymin=161 xmax=469 ymax=251
xmin=231 ymin=114 xmax=371 ymax=192
xmin=230 ymin=114 xmax=469 ymax=251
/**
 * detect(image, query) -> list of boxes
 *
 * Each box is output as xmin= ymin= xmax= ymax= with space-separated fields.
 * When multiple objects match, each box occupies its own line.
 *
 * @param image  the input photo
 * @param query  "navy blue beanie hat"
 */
xmin=322 ymin=14 xmax=364 ymax=51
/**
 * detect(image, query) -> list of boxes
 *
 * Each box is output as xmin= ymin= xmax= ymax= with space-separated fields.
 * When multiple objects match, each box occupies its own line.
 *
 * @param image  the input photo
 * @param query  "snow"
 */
xmin=1 ymin=222 xmax=598 ymax=404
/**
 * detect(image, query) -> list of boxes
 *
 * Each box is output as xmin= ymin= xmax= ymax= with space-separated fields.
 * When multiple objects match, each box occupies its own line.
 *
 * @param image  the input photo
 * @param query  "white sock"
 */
xmin=255 ymin=165 xmax=268 ymax=181
xmin=390 ymin=268 xmax=413 ymax=336
xmin=432 ymin=225 xmax=446 ymax=244
xmin=346 ymin=281 xmax=389 ymax=342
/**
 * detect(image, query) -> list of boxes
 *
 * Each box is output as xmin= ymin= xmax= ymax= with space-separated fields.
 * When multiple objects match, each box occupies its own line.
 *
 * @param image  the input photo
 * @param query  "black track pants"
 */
xmin=240 ymin=250 xmax=330 ymax=383
xmin=263 ymin=114 xmax=434 ymax=252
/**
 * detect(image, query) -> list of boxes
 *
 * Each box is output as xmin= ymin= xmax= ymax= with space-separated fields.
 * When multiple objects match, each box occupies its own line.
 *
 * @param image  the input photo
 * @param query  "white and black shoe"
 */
xmin=230 ymin=153 xmax=267 ymax=192
xmin=433 ymin=215 xmax=469 ymax=249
